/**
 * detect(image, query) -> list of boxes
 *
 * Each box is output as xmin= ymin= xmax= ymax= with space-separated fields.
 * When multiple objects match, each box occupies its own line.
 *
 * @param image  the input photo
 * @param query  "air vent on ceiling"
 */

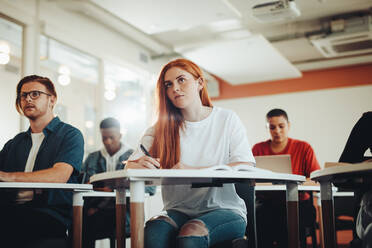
xmin=310 ymin=15 xmax=372 ymax=58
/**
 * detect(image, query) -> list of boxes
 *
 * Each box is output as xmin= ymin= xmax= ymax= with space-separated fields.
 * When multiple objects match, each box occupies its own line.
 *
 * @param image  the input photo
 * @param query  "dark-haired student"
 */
xmin=81 ymin=117 xmax=155 ymax=247
xmin=0 ymin=75 xmax=84 ymax=247
xmin=252 ymin=108 xmax=320 ymax=248
xmin=339 ymin=112 xmax=372 ymax=248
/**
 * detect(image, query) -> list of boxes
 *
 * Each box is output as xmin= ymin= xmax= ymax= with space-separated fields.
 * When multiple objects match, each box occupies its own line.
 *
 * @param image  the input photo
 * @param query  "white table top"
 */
xmin=310 ymin=162 xmax=372 ymax=181
xmin=0 ymin=182 xmax=92 ymax=191
xmin=255 ymin=185 xmax=321 ymax=191
xmin=90 ymin=169 xmax=305 ymax=188
xmin=81 ymin=191 xmax=116 ymax=197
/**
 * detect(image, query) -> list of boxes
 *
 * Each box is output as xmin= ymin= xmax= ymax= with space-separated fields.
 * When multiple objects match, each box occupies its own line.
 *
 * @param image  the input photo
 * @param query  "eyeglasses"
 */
xmin=20 ymin=90 xmax=51 ymax=100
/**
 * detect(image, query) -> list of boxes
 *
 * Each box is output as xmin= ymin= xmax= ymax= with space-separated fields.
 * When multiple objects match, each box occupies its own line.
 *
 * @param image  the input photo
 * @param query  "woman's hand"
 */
xmin=172 ymin=162 xmax=193 ymax=169
xmin=125 ymin=156 xmax=160 ymax=169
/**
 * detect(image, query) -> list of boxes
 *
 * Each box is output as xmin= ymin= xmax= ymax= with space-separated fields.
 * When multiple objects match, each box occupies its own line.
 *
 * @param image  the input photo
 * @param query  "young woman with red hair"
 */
xmin=127 ymin=58 xmax=255 ymax=248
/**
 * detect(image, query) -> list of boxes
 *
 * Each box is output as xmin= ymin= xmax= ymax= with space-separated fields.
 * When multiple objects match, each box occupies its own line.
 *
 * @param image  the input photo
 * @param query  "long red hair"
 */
xmin=150 ymin=59 xmax=212 ymax=169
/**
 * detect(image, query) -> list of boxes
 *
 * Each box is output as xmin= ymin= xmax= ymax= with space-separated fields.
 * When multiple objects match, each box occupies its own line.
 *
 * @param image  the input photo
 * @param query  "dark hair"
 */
xmin=100 ymin=117 xmax=120 ymax=129
xmin=16 ymin=75 xmax=57 ymax=114
xmin=266 ymin=108 xmax=289 ymax=122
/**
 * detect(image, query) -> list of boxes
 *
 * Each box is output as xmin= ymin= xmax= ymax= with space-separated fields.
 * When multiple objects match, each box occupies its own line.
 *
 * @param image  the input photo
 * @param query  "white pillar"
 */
xmin=20 ymin=0 xmax=41 ymax=131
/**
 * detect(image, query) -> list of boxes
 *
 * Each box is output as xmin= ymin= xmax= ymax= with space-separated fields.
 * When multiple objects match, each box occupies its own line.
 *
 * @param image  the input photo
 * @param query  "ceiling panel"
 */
xmin=179 ymin=35 xmax=302 ymax=84
xmin=71 ymin=0 xmax=372 ymax=83
xmin=91 ymin=0 xmax=241 ymax=34
xmin=272 ymin=38 xmax=323 ymax=63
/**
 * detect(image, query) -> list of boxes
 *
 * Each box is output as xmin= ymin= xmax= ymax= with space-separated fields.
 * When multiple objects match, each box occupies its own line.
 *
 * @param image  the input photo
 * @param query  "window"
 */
xmin=103 ymin=62 xmax=150 ymax=147
xmin=0 ymin=17 xmax=22 ymax=148
xmin=39 ymin=35 xmax=99 ymax=152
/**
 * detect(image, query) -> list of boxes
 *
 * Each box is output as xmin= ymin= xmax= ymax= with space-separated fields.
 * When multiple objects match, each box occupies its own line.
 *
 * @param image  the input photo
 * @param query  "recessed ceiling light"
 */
xmin=207 ymin=19 xmax=242 ymax=32
xmin=219 ymin=29 xmax=252 ymax=39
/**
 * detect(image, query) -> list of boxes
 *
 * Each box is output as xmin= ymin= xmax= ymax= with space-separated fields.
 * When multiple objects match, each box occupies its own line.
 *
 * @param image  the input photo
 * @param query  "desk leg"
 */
xmin=316 ymin=194 xmax=325 ymax=248
xmin=116 ymin=188 xmax=127 ymax=248
xmin=130 ymin=181 xmax=145 ymax=248
xmin=286 ymin=182 xmax=299 ymax=248
xmin=72 ymin=192 xmax=84 ymax=248
xmin=320 ymin=182 xmax=336 ymax=248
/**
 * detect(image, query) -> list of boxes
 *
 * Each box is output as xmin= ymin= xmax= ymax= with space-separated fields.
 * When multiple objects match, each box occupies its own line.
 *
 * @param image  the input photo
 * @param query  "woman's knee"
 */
xmin=147 ymin=215 xmax=178 ymax=228
xmin=145 ymin=215 xmax=179 ymax=248
xmin=178 ymin=220 xmax=208 ymax=237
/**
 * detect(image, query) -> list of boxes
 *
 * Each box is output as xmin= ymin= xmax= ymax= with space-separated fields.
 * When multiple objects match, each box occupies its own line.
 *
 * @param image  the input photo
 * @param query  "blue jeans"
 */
xmin=145 ymin=209 xmax=246 ymax=248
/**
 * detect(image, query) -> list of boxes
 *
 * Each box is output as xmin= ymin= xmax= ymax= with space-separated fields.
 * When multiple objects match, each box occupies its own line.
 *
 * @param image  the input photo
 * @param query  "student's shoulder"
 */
xmin=120 ymin=148 xmax=134 ymax=161
xmin=252 ymin=140 xmax=271 ymax=151
xmin=289 ymin=138 xmax=313 ymax=150
xmin=213 ymin=106 xmax=239 ymax=120
xmin=254 ymin=140 xmax=270 ymax=147
xmin=1 ymin=132 xmax=26 ymax=150
xmin=361 ymin=111 xmax=372 ymax=121
xmin=12 ymin=131 xmax=28 ymax=140
xmin=143 ymin=125 xmax=155 ymax=137
xmin=86 ymin=150 xmax=101 ymax=158
xmin=58 ymin=120 xmax=82 ymax=135
xmin=49 ymin=118 xmax=83 ymax=141
xmin=213 ymin=106 xmax=234 ymax=115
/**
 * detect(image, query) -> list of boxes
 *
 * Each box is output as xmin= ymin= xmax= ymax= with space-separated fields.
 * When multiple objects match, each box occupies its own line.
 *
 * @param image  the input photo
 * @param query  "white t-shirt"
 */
xmin=100 ymin=143 xmax=131 ymax=172
xmin=25 ymin=132 xmax=45 ymax=172
xmin=129 ymin=107 xmax=255 ymax=221
xmin=17 ymin=132 xmax=45 ymax=204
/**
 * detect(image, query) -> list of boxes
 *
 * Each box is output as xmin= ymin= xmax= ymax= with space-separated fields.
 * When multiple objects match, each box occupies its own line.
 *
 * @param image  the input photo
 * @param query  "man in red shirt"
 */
xmin=253 ymin=108 xmax=320 ymax=248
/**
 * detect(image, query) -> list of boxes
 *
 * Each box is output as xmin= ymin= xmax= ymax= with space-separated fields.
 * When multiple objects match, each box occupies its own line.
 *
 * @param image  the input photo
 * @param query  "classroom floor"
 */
xmin=306 ymin=229 xmax=353 ymax=248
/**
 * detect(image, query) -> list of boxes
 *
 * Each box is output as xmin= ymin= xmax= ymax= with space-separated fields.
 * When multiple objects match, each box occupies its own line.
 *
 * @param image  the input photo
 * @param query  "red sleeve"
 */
xmin=252 ymin=144 xmax=259 ymax=156
xmin=252 ymin=142 xmax=269 ymax=156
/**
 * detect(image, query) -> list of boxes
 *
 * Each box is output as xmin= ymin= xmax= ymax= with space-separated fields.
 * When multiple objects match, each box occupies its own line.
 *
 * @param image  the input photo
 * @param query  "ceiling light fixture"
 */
xmin=104 ymin=90 xmax=116 ymax=101
xmin=0 ymin=41 xmax=10 ymax=65
xmin=57 ymin=65 xmax=71 ymax=86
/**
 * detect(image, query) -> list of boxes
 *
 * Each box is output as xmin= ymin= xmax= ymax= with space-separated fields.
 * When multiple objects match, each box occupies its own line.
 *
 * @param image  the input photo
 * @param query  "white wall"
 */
xmin=214 ymin=85 xmax=372 ymax=168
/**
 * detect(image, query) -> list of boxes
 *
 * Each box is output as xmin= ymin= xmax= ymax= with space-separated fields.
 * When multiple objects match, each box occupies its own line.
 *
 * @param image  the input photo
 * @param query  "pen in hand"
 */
xmin=140 ymin=144 xmax=160 ymax=169
xmin=140 ymin=144 xmax=151 ymax=157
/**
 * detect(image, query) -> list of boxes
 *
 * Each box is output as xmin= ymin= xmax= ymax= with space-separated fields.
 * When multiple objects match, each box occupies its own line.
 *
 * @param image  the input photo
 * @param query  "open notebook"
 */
xmin=203 ymin=164 xmax=274 ymax=173
xmin=254 ymin=154 xmax=292 ymax=174
xmin=325 ymin=161 xmax=372 ymax=168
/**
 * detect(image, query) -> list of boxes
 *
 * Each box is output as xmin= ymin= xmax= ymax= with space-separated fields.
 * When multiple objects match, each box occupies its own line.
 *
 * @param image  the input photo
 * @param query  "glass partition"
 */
xmin=39 ymin=35 xmax=99 ymax=153
xmin=103 ymin=62 xmax=150 ymax=148
xmin=0 ymin=17 xmax=22 ymax=148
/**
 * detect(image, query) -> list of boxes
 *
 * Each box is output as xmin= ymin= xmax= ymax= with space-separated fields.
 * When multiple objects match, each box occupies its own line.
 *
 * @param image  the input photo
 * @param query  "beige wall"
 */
xmin=215 ymin=85 xmax=372 ymax=168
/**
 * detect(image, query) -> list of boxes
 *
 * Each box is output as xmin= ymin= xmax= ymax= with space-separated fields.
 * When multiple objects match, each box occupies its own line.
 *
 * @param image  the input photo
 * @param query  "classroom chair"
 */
xmin=235 ymin=182 xmax=257 ymax=248
xmin=301 ymin=191 xmax=318 ymax=248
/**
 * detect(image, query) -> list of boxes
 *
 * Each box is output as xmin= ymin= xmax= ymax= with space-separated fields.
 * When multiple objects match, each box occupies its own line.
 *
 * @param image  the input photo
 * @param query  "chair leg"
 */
xmin=311 ymin=225 xmax=318 ymax=248
xmin=300 ymin=230 xmax=306 ymax=248
xmin=110 ymin=237 xmax=115 ymax=248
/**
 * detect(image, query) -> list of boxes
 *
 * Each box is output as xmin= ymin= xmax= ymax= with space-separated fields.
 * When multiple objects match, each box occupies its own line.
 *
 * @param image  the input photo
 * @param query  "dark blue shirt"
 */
xmin=0 ymin=116 xmax=84 ymax=228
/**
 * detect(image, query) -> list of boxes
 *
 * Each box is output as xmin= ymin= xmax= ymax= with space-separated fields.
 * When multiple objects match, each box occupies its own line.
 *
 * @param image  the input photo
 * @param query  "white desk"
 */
xmin=311 ymin=162 xmax=372 ymax=248
xmin=90 ymin=169 xmax=305 ymax=248
xmin=255 ymin=183 xmax=320 ymax=191
xmin=0 ymin=182 xmax=92 ymax=248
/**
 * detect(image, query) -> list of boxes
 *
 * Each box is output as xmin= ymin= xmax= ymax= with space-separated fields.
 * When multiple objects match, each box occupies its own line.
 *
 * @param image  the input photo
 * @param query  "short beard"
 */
xmin=23 ymin=110 xmax=38 ymax=121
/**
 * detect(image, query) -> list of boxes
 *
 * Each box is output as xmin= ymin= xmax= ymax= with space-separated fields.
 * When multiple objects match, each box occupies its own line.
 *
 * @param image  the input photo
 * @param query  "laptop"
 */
xmin=254 ymin=154 xmax=292 ymax=174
